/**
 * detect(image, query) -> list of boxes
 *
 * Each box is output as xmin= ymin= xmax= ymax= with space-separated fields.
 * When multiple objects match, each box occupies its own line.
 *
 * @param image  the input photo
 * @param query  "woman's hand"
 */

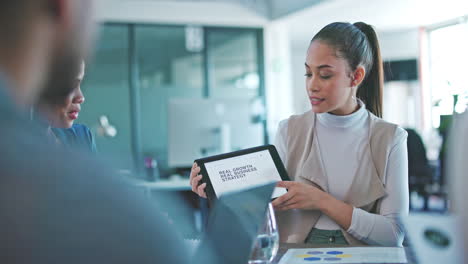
xmin=189 ymin=162 xmax=207 ymax=198
xmin=272 ymin=181 xmax=327 ymax=211
xmin=272 ymin=181 xmax=354 ymax=230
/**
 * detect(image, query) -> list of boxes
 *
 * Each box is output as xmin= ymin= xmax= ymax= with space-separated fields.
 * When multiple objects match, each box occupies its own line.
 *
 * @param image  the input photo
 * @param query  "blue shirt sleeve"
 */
xmin=52 ymin=124 xmax=97 ymax=153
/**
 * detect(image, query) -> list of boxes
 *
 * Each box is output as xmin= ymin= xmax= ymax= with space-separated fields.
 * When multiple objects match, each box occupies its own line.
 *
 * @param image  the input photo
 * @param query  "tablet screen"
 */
xmin=204 ymin=149 xmax=287 ymax=198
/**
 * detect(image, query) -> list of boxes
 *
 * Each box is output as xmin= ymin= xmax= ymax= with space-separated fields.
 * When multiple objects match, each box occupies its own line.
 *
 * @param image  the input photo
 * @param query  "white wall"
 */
xmin=282 ymin=0 xmax=468 ymax=48
xmin=96 ymin=0 xmax=267 ymax=27
xmin=379 ymin=29 xmax=420 ymax=60
xmin=264 ymin=21 xmax=294 ymax=143
xmin=290 ymin=41 xmax=310 ymax=115
xmin=383 ymin=81 xmax=421 ymax=128
xmin=379 ymin=29 xmax=423 ymax=131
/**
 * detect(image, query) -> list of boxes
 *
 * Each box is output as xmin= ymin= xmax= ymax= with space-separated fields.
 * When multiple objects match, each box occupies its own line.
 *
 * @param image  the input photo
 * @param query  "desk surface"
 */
xmin=272 ymin=243 xmax=415 ymax=264
xmin=132 ymin=177 xmax=191 ymax=191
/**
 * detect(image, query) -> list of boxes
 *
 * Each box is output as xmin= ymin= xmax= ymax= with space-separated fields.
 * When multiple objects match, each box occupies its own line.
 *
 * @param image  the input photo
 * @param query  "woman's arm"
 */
xmin=345 ymin=129 xmax=409 ymax=246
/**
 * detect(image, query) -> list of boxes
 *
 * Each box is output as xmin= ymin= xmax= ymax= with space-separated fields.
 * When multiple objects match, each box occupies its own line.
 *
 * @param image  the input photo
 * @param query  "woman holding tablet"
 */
xmin=190 ymin=22 xmax=408 ymax=246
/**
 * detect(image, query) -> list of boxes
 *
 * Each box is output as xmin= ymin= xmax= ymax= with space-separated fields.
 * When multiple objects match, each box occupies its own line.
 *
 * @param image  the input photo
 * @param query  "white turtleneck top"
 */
xmin=275 ymin=104 xmax=409 ymax=246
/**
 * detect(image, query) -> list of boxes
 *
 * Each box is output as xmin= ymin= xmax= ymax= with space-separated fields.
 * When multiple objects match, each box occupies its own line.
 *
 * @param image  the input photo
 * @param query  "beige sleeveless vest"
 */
xmin=276 ymin=110 xmax=398 ymax=245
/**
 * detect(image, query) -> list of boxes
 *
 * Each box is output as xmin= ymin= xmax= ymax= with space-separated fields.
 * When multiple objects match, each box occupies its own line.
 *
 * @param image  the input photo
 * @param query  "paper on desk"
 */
xmin=278 ymin=247 xmax=407 ymax=264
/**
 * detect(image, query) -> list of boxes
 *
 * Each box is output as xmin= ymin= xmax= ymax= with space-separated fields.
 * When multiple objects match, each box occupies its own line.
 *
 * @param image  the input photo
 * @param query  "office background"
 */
xmin=79 ymin=0 xmax=468 ymax=214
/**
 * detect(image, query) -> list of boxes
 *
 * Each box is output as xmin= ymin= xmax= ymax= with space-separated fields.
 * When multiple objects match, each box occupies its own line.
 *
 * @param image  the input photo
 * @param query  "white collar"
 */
xmin=317 ymin=100 xmax=367 ymax=129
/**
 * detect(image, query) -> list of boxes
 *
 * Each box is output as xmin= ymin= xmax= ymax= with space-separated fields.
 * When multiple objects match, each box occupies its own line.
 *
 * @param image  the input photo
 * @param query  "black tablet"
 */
xmin=195 ymin=144 xmax=290 ymax=202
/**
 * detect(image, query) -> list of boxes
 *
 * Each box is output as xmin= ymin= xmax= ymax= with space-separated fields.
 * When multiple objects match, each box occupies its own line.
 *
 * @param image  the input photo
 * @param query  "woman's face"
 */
xmin=51 ymin=62 xmax=85 ymax=128
xmin=305 ymin=40 xmax=357 ymax=115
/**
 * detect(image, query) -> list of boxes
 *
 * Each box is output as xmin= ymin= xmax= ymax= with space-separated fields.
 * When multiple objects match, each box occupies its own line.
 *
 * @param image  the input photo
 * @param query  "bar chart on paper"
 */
xmin=278 ymin=247 xmax=407 ymax=264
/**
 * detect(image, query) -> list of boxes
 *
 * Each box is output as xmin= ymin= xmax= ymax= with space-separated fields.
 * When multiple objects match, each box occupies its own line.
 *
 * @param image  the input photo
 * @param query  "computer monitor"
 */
xmin=168 ymin=98 xmax=264 ymax=168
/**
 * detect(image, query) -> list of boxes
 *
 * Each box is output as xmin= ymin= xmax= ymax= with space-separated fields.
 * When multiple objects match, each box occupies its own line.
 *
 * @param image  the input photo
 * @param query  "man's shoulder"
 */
xmin=0 ymin=117 xmax=189 ymax=263
xmin=0 ymin=131 xmax=190 ymax=263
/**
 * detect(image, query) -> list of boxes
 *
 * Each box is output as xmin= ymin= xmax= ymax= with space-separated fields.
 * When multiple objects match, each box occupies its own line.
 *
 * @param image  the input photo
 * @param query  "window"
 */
xmin=206 ymin=28 xmax=261 ymax=99
xmin=428 ymin=20 xmax=468 ymax=128
xmin=80 ymin=25 xmax=133 ymax=170
xmin=80 ymin=24 xmax=265 ymax=176
xmin=135 ymin=25 xmax=205 ymax=173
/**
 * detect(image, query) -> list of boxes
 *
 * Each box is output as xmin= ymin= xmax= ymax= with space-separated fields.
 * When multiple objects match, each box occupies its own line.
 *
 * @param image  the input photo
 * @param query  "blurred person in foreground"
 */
xmin=0 ymin=1 xmax=189 ymax=263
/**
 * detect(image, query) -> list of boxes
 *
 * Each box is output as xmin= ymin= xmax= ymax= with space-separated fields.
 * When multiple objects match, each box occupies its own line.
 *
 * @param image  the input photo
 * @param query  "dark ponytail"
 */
xmin=353 ymin=22 xmax=383 ymax=118
xmin=311 ymin=22 xmax=384 ymax=117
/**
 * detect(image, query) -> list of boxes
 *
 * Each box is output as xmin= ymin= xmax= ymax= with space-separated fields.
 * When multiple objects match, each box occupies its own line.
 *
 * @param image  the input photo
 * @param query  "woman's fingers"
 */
xmin=191 ymin=174 xmax=202 ymax=192
xmin=189 ymin=163 xmax=207 ymax=198
xmin=197 ymin=183 xmax=207 ymax=198
xmin=276 ymin=201 xmax=300 ymax=211
xmin=272 ymin=190 xmax=295 ymax=208
xmin=190 ymin=164 xmax=200 ymax=180
xmin=190 ymin=166 xmax=201 ymax=186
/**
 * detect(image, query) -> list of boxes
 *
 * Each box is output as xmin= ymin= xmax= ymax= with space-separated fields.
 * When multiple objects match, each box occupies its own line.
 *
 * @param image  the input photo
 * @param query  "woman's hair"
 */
xmin=311 ymin=22 xmax=384 ymax=117
xmin=37 ymin=60 xmax=84 ymax=106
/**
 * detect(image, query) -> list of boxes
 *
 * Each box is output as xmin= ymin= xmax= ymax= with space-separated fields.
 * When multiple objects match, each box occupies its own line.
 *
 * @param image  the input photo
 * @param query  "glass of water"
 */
xmin=249 ymin=202 xmax=279 ymax=264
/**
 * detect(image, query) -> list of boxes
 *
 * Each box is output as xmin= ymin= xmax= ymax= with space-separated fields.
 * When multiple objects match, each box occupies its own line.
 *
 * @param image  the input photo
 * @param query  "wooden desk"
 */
xmin=272 ymin=243 xmax=416 ymax=264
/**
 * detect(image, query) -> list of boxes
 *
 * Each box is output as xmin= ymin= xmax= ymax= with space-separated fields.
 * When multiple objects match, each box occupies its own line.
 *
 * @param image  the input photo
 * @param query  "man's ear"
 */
xmin=351 ymin=66 xmax=366 ymax=87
